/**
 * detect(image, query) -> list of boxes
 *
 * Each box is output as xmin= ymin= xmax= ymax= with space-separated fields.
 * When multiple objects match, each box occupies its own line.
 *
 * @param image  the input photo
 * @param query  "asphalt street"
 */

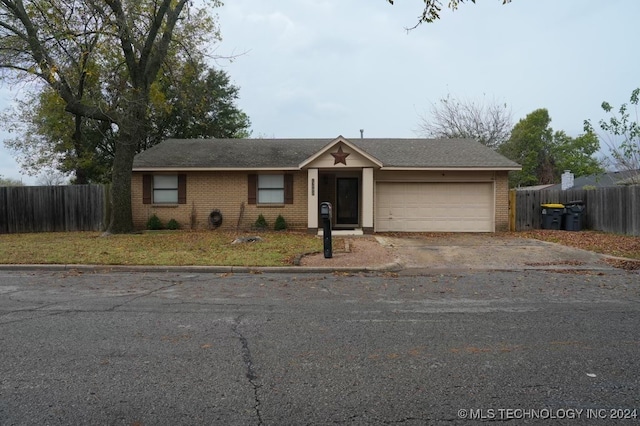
xmin=1 ymin=269 xmax=639 ymax=425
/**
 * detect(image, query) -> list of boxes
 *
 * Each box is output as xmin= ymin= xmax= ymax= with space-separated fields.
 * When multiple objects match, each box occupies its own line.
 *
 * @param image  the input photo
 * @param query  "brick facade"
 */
xmin=494 ymin=171 xmax=510 ymax=231
xmin=132 ymin=169 xmax=512 ymax=232
xmin=132 ymin=171 xmax=308 ymax=231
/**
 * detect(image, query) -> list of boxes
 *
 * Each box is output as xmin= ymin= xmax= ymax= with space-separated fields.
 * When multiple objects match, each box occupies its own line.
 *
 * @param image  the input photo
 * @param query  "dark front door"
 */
xmin=336 ymin=177 xmax=359 ymax=226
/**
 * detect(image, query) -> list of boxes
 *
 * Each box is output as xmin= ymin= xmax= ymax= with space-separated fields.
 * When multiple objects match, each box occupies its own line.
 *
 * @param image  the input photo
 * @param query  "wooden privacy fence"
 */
xmin=512 ymin=186 xmax=640 ymax=236
xmin=0 ymin=185 xmax=110 ymax=234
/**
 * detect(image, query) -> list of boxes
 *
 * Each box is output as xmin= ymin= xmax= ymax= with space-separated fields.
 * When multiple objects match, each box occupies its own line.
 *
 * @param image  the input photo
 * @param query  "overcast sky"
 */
xmin=1 ymin=0 xmax=638 ymax=184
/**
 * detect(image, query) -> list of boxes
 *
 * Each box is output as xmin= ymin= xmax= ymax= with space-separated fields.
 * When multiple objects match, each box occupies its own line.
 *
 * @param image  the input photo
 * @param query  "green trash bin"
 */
xmin=541 ymin=203 xmax=564 ymax=230
xmin=564 ymin=201 xmax=584 ymax=231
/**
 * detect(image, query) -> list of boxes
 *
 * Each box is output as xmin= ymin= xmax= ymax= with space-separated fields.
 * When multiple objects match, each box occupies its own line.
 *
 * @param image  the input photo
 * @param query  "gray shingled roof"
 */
xmin=132 ymin=138 xmax=520 ymax=169
xmin=545 ymin=169 xmax=640 ymax=190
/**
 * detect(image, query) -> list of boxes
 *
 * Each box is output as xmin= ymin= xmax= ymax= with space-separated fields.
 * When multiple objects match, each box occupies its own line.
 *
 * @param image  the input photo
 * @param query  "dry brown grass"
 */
xmin=0 ymin=230 xmax=323 ymax=266
xmin=516 ymin=230 xmax=640 ymax=259
xmin=516 ymin=229 xmax=640 ymax=270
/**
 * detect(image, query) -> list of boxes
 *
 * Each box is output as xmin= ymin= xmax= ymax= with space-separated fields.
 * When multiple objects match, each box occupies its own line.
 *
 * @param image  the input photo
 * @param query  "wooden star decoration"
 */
xmin=331 ymin=146 xmax=350 ymax=165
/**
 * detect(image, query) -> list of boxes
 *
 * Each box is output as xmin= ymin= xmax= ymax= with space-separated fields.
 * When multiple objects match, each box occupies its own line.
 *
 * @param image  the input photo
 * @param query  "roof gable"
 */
xmin=299 ymin=136 xmax=383 ymax=169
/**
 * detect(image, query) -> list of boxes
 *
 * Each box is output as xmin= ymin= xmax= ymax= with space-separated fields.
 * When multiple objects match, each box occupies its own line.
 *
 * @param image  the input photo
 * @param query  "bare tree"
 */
xmin=417 ymin=94 xmax=512 ymax=149
xmin=36 ymin=171 xmax=70 ymax=186
xmin=0 ymin=175 xmax=25 ymax=186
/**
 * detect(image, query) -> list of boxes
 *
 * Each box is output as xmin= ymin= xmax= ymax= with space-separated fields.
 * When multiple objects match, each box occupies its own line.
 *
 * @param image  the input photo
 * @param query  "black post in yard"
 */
xmin=320 ymin=202 xmax=333 ymax=259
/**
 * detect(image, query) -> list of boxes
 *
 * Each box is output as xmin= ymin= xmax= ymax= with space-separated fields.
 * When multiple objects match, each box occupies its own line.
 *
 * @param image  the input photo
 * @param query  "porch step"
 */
xmin=317 ymin=228 xmax=364 ymax=236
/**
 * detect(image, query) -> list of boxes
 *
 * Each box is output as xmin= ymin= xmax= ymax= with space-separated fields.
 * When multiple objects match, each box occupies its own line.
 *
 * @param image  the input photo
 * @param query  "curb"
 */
xmin=0 ymin=261 xmax=404 ymax=274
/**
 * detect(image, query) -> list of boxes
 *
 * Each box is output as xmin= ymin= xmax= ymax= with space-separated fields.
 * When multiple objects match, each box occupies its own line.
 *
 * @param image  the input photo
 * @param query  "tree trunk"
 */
xmin=107 ymin=140 xmax=135 ymax=233
xmin=72 ymin=113 xmax=89 ymax=185
xmin=106 ymin=102 xmax=146 ymax=234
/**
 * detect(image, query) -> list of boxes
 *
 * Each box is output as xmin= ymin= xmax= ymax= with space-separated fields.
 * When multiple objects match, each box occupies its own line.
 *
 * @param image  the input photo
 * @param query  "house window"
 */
xmin=248 ymin=174 xmax=293 ymax=205
xmin=258 ymin=175 xmax=285 ymax=204
xmin=143 ymin=174 xmax=186 ymax=205
xmin=153 ymin=175 xmax=179 ymax=203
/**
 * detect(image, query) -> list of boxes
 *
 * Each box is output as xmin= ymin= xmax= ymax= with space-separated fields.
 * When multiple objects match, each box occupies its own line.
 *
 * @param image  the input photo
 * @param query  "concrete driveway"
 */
xmin=376 ymin=233 xmax=615 ymax=271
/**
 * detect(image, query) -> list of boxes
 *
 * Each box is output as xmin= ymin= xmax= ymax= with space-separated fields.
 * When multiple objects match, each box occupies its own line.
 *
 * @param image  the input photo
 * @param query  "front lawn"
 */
xmin=0 ymin=231 xmax=323 ymax=267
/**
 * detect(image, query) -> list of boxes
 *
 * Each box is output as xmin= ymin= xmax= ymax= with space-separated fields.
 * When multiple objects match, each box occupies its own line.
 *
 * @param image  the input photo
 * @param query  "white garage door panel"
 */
xmin=376 ymin=182 xmax=494 ymax=232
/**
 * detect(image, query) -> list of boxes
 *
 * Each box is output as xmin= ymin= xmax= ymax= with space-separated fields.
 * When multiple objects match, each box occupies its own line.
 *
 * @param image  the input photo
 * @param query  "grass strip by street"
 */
xmin=516 ymin=230 xmax=640 ymax=260
xmin=0 ymin=231 xmax=324 ymax=267
xmin=517 ymin=230 xmax=640 ymax=270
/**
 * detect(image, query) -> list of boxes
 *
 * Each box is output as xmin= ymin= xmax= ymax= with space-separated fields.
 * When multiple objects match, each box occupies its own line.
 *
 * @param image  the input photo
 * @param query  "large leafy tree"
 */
xmin=4 ymin=89 xmax=115 ymax=183
xmin=498 ymin=108 xmax=603 ymax=187
xmin=417 ymin=93 xmax=512 ymax=149
xmin=149 ymin=60 xmax=251 ymax=143
xmin=0 ymin=0 xmax=220 ymax=233
xmin=4 ymin=60 xmax=251 ymax=184
xmin=584 ymin=88 xmax=640 ymax=182
xmin=388 ymin=0 xmax=512 ymax=28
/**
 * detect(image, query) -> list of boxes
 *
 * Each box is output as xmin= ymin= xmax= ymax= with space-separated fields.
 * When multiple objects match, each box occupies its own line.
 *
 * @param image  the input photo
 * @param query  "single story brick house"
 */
xmin=131 ymin=136 xmax=520 ymax=233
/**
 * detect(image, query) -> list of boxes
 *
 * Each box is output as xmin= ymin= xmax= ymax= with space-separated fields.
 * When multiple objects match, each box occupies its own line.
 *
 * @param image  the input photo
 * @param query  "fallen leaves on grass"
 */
xmin=603 ymin=258 xmax=640 ymax=271
xmin=517 ymin=230 xmax=640 ymax=260
xmin=524 ymin=260 xmax=586 ymax=267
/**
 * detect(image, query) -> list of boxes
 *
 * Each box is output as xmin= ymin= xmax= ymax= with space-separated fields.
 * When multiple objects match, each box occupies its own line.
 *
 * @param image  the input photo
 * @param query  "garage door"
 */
xmin=375 ymin=182 xmax=494 ymax=232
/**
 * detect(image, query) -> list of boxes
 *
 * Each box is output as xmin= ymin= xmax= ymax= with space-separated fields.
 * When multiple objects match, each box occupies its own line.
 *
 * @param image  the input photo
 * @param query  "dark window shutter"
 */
xmin=248 ymin=174 xmax=257 ymax=204
xmin=178 ymin=174 xmax=187 ymax=204
xmin=284 ymin=174 xmax=293 ymax=204
xmin=143 ymin=174 xmax=152 ymax=204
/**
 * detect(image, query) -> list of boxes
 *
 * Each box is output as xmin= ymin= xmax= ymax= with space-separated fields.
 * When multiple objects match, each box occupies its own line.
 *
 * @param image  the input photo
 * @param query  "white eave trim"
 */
xmin=380 ymin=166 xmax=522 ymax=171
xmin=132 ymin=167 xmax=301 ymax=172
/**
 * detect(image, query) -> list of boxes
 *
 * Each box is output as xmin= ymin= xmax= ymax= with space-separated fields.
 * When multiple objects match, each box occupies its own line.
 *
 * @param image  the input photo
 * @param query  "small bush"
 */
xmin=274 ymin=214 xmax=287 ymax=231
xmin=146 ymin=214 xmax=163 ymax=230
xmin=166 ymin=218 xmax=180 ymax=230
xmin=254 ymin=214 xmax=268 ymax=230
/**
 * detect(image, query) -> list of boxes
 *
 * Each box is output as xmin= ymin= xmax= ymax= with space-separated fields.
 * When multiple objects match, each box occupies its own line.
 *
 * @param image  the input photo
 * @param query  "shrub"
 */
xmin=166 ymin=218 xmax=180 ymax=230
xmin=254 ymin=214 xmax=268 ymax=230
xmin=146 ymin=214 xmax=163 ymax=230
xmin=274 ymin=214 xmax=287 ymax=231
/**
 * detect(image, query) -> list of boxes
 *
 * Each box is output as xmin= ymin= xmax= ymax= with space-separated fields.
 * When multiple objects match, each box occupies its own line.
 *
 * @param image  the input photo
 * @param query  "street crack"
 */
xmin=107 ymin=282 xmax=178 ymax=311
xmin=232 ymin=317 xmax=263 ymax=425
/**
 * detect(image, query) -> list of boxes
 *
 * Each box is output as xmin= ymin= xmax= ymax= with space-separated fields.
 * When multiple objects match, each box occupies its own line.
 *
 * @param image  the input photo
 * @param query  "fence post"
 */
xmin=508 ymin=189 xmax=516 ymax=232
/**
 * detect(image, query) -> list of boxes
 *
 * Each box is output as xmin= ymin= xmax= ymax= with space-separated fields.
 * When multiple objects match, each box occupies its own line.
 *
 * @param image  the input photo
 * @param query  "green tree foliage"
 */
xmin=388 ymin=0 xmax=512 ymax=28
xmin=0 ymin=0 xmax=222 ymax=233
xmin=149 ymin=60 xmax=251 ymax=142
xmin=498 ymin=109 xmax=603 ymax=188
xmin=584 ymin=88 xmax=640 ymax=181
xmin=552 ymin=131 xmax=602 ymax=179
xmin=3 ymin=60 xmax=250 ymax=184
xmin=3 ymin=89 xmax=115 ymax=184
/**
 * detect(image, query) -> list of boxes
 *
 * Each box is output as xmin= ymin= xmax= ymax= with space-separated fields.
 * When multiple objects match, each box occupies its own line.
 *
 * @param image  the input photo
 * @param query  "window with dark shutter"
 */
xmin=153 ymin=175 xmax=179 ymax=203
xmin=249 ymin=174 xmax=293 ymax=204
xmin=143 ymin=174 xmax=152 ymax=204
xmin=248 ymin=174 xmax=257 ymax=204
xmin=178 ymin=174 xmax=187 ymax=204
xmin=284 ymin=174 xmax=293 ymax=204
